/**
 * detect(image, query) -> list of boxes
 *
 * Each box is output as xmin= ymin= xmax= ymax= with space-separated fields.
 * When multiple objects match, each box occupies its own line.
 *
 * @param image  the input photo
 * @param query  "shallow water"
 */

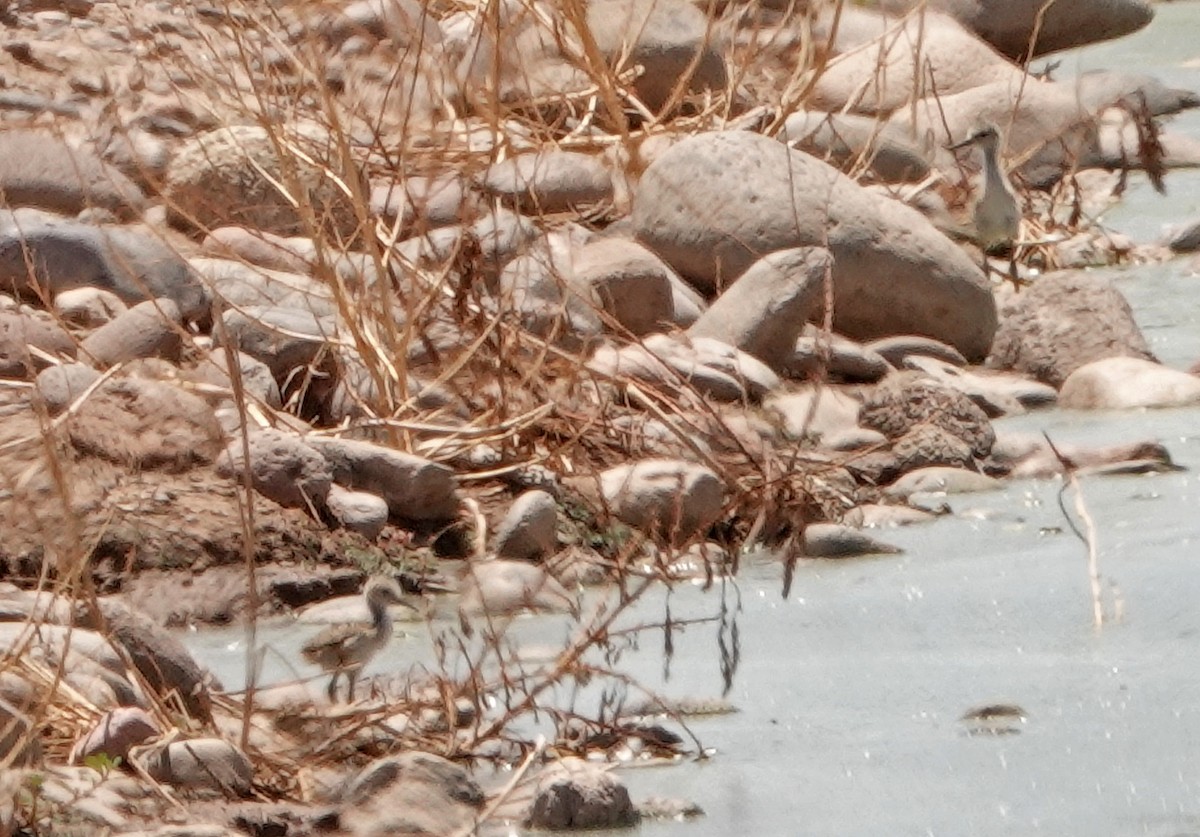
xmin=185 ymin=8 xmax=1200 ymax=836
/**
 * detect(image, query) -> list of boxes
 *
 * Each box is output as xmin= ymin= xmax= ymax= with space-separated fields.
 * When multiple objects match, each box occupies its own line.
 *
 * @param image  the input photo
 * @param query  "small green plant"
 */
xmin=82 ymin=752 xmax=122 ymax=778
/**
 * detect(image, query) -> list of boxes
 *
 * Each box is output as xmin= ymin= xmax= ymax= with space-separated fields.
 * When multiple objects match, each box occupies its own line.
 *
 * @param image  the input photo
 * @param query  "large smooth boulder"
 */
xmin=480 ymin=151 xmax=614 ymax=213
xmin=325 ymin=485 xmax=390 ymax=541
xmin=777 ymin=110 xmax=931 ymax=182
xmin=493 ymin=490 xmax=559 ymax=561
xmin=767 ymin=386 xmax=862 ymax=443
xmin=0 ymin=130 xmax=146 ymax=219
xmin=72 ymin=707 xmax=160 ymax=764
xmin=216 ymin=428 xmax=333 ymax=510
xmin=34 ymin=362 xmax=102 ymax=413
xmin=93 ymin=601 xmax=219 ymax=722
xmin=192 ymin=257 xmax=337 ymax=319
xmin=802 ymin=523 xmax=902 ymax=558
xmin=584 ymin=0 xmax=727 ymax=113
xmin=143 ymin=738 xmax=253 ymax=796
xmin=1072 ymin=71 xmax=1200 ymax=118
xmin=987 ymin=271 xmax=1154 ymax=388
xmin=811 ymin=10 xmax=1022 ymax=115
xmin=80 ymin=298 xmax=182 ymax=368
xmin=878 ymin=0 xmax=1154 ymax=60
xmin=0 ymin=211 xmax=207 ymax=319
xmin=890 ymin=79 xmax=1101 ymax=187
xmin=633 ymin=131 xmax=997 ymax=360
xmin=571 ymin=237 xmax=678 ymax=335
xmin=216 ymin=306 xmax=339 ymax=381
xmin=903 ymin=355 xmax=1056 ymax=416
xmin=1059 ymin=357 xmax=1200 ymax=410
xmin=588 ymin=334 xmax=780 ymax=403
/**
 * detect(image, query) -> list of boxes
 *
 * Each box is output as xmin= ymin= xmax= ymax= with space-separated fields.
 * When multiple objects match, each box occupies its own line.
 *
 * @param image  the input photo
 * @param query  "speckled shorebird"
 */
xmin=948 ymin=123 xmax=1022 ymax=280
xmin=301 ymin=576 xmax=415 ymax=703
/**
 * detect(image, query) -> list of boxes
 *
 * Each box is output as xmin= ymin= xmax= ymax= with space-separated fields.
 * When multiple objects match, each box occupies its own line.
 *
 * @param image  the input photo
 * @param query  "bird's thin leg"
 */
xmin=347 ymin=671 xmax=358 ymax=703
xmin=326 ymin=673 xmax=339 ymax=704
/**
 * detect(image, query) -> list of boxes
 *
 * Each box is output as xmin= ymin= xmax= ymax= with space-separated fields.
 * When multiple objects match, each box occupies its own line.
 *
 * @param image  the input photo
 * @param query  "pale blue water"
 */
xmin=185 ymin=6 xmax=1200 ymax=835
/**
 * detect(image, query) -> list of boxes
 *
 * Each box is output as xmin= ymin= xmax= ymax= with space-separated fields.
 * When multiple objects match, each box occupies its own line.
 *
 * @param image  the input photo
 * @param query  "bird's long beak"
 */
xmin=946 ymin=136 xmax=977 ymax=151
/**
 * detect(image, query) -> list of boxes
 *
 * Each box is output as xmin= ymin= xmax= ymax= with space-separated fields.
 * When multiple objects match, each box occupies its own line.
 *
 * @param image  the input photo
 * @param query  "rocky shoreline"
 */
xmin=1 ymin=0 xmax=1198 ymax=832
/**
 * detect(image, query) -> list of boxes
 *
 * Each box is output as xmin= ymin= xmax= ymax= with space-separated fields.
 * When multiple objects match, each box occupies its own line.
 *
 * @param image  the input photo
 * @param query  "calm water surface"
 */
xmin=188 ymin=7 xmax=1200 ymax=835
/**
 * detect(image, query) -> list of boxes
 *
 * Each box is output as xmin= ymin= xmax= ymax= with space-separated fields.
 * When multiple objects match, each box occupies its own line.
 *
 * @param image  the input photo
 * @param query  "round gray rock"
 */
xmin=600 ymin=459 xmax=725 ymax=543
xmin=326 ymin=484 xmax=389 ymax=541
xmin=493 ymin=490 xmax=558 ymax=561
xmin=143 ymin=738 xmax=253 ymax=796
xmin=528 ymin=760 xmax=639 ymax=830
xmin=803 ymin=523 xmax=902 ymax=558
xmin=35 ymin=362 xmax=102 ymax=414
xmin=886 ymin=0 xmax=1154 ymax=60
xmin=72 ymin=707 xmax=160 ymax=763
xmin=585 ymin=0 xmax=727 ymax=113
xmin=53 ymin=286 xmax=127 ymax=327
xmin=306 ymin=437 xmax=460 ymax=521
xmin=0 ymin=211 xmax=207 ymax=319
xmin=632 ymin=131 xmax=997 ymax=360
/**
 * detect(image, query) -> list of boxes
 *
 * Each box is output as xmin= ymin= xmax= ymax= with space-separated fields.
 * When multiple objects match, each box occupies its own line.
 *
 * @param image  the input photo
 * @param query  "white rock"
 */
xmin=1059 ymin=357 xmax=1200 ymax=410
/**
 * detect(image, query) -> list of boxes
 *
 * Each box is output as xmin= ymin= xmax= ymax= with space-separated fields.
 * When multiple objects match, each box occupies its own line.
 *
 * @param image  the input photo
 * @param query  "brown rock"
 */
xmin=527 ymin=759 xmax=638 ymax=830
xmin=341 ymin=752 xmax=484 ymax=836
xmin=165 ymin=125 xmax=363 ymax=240
xmin=859 ymin=374 xmax=994 ymax=457
xmin=0 ymin=309 xmax=77 ymax=379
xmin=68 ymin=377 xmax=224 ymax=471
xmin=987 ymin=271 xmax=1155 ymax=388
xmin=216 ymin=429 xmax=333 ymax=510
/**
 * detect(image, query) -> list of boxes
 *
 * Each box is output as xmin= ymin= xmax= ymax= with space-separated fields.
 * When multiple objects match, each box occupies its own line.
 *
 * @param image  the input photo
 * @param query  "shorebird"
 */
xmin=301 ymin=576 xmax=415 ymax=703
xmin=947 ymin=123 xmax=1022 ymax=282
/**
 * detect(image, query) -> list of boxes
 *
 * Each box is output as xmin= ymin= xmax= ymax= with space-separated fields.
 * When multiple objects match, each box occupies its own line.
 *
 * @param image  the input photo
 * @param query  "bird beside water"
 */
xmin=300 ymin=576 xmax=415 ymax=703
xmin=947 ymin=123 xmax=1022 ymax=282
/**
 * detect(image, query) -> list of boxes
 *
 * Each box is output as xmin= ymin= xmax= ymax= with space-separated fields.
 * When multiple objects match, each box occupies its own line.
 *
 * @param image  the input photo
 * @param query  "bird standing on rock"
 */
xmin=948 ymin=123 xmax=1022 ymax=282
xmin=301 ymin=576 xmax=415 ymax=703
